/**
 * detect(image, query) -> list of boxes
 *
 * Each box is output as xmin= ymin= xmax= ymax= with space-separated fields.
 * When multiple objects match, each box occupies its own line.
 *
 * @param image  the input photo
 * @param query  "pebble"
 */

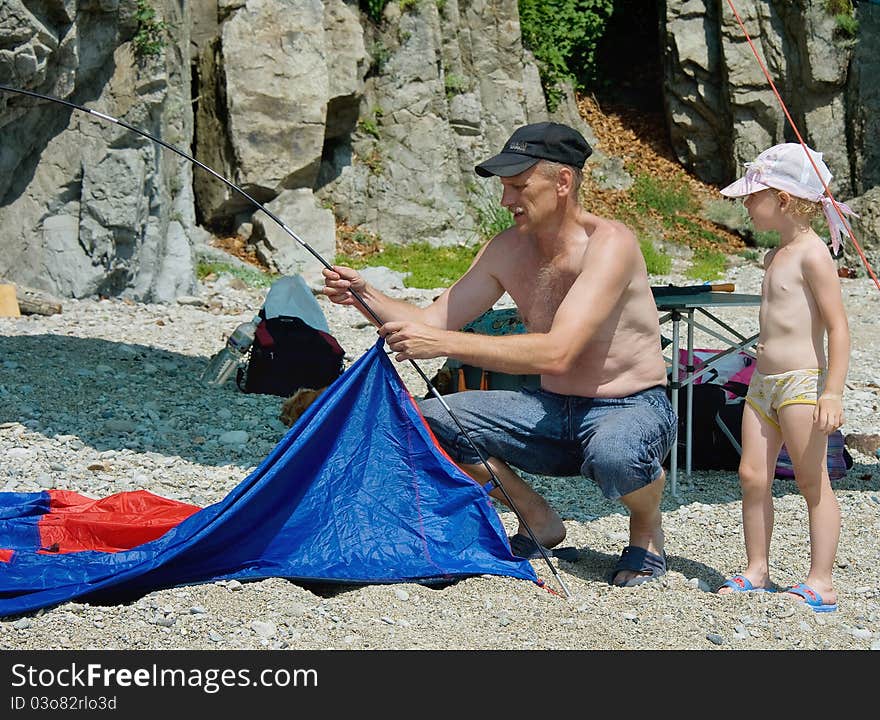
xmin=0 ymin=265 xmax=877 ymax=650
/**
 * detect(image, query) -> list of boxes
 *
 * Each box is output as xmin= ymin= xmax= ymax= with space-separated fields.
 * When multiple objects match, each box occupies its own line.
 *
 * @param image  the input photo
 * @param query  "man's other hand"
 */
xmin=322 ymin=265 xmax=366 ymax=306
xmin=380 ymin=321 xmax=447 ymax=361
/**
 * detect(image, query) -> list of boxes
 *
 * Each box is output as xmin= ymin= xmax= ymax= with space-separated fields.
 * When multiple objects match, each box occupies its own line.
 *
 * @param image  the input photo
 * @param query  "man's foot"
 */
xmin=609 ymin=545 xmax=667 ymax=587
xmin=514 ymin=514 xmax=566 ymax=550
xmin=508 ymin=533 xmax=580 ymax=561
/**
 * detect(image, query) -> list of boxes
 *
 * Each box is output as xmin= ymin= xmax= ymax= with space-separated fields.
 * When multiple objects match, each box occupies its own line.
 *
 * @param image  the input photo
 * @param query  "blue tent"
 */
xmin=0 ymin=339 xmax=538 ymax=617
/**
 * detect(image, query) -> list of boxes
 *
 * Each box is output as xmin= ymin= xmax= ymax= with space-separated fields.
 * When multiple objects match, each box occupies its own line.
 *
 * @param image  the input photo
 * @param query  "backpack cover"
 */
xmin=237 ymin=311 xmax=345 ymax=397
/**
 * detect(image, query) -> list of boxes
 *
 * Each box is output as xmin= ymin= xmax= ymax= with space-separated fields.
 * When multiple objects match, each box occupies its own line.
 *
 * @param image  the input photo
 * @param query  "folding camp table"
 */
xmin=654 ymin=290 xmax=762 ymax=496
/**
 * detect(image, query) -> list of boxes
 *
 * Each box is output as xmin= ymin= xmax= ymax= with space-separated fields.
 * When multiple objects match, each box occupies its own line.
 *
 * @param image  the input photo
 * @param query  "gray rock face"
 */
xmin=0 ymin=0 xmax=196 ymax=302
xmin=662 ymin=0 xmax=875 ymax=199
xmin=844 ymin=186 xmax=880 ymax=274
xmin=251 ymin=188 xmax=336 ymax=287
xmin=3 ymin=0 xmax=876 ymax=302
xmin=849 ymin=2 xmax=880 ymax=195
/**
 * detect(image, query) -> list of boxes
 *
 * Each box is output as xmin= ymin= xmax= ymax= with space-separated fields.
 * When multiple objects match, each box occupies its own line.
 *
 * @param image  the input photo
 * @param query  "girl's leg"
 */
xmin=719 ymin=402 xmax=782 ymax=593
xmin=777 ymin=404 xmax=840 ymax=605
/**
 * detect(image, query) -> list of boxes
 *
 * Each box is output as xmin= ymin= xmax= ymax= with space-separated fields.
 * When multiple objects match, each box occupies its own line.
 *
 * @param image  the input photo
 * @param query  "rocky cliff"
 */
xmin=1 ymin=0 xmax=878 ymax=300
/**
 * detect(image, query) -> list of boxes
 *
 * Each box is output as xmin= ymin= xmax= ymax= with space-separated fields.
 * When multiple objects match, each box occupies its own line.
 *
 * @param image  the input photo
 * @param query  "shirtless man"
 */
xmin=323 ymin=122 xmax=676 ymax=586
xmin=715 ymin=143 xmax=851 ymax=611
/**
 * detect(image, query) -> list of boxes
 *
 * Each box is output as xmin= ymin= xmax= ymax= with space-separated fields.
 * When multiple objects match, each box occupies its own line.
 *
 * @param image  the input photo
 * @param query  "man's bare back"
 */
xmin=485 ymin=212 xmax=667 ymax=397
xmin=756 ymin=236 xmax=831 ymax=375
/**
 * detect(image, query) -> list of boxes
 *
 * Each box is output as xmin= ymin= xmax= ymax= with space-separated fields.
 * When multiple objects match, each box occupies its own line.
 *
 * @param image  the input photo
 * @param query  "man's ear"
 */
xmin=556 ymin=166 xmax=574 ymax=197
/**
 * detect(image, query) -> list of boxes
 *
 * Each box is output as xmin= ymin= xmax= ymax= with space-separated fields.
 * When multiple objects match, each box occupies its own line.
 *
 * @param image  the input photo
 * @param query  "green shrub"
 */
xmin=196 ymin=261 xmax=278 ymax=288
xmin=444 ymin=73 xmax=470 ymax=98
xmin=834 ymin=13 xmax=858 ymax=39
xmin=632 ymin=173 xmax=697 ymax=216
xmin=468 ymin=186 xmax=514 ymax=242
xmin=337 ymin=241 xmax=482 ymax=289
xmin=825 ymin=0 xmax=852 ymax=12
xmin=360 ymin=0 xmax=390 ymax=23
xmin=686 ymin=247 xmax=727 ymax=281
xmin=518 ymin=0 xmax=614 ymax=110
xmin=368 ymin=41 xmax=391 ymax=75
xmin=358 ymin=117 xmax=380 ymax=139
xmin=133 ymin=1 xmax=167 ymax=58
xmin=825 ymin=1 xmax=858 ymax=39
xmin=639 ymin=239 xmax=672 ymax=275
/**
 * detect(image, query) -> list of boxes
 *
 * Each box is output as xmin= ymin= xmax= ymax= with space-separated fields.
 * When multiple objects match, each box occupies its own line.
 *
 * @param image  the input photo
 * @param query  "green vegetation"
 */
xmin=336 ymin=241 xmax=482 ymax=289
xmin=362 ymin=147 xmax=383 ymax=175
xmin=358 ymin=117 xmax=380 ymax=139
xmin=444 ymin=73 xmax=470 ymax=99
xmin=614 ymin=172 xmax=730 ymax=278
xmin=631 ymin=173 xmax=696 ymax=216
xmin=399 ymin=0 xmax=418 ymax=12
xmin=833 ymin=13 xmax=858 ymax=39
xmin=825 ymin=0 xmax=858 ymax=39
xmin=467 ymin=185 xmax=514 ymax=242
xmin=640 ymin=240 xmax=672 ymax=275
xmin=360 ymin=0 xmax=390 ymax=23
xmin=518 ymin=0 xmax=614 ymax=110
xmin=133 ymin=1 xmax=167 ymax=58
xmin=739 ymin=249 xmax=760 ymax=263
xmin=685 ymin=247 xmax=727 ymax=281
xmin=368 ymin=40 xmax=391 ymax=75
xmin=196 ymin=261 xmax=279 ymax=288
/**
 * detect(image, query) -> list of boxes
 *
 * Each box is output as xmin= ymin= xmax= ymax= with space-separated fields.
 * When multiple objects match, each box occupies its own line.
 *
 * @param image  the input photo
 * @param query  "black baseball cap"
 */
xmin=475 ymin=121 xmax=592 ymax=178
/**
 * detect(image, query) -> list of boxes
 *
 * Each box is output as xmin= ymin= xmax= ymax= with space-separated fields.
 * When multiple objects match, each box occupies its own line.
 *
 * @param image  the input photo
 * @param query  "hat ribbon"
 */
xmin=821 ymin=197 xmax=857 ymax=256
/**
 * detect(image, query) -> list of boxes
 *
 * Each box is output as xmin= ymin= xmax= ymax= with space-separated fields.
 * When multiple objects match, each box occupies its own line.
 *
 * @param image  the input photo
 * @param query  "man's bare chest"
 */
xmin=510 ymin=264 xmax=578 ymax=332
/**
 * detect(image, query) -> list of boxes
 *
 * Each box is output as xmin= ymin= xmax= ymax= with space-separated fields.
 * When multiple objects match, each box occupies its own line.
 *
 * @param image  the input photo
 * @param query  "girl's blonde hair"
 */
xmin=775 ymin=189 xmax=822 ymax=220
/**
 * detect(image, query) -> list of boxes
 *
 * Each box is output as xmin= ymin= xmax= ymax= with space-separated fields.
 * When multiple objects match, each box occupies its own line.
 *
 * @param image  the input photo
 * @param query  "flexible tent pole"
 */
xmin=0 ymin=84 xmax=572 ymax=598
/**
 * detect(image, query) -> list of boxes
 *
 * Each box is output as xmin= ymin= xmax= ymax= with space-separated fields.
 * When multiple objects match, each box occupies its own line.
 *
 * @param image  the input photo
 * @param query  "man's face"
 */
xmin=499 ymin=163 xmax=557 ymax=231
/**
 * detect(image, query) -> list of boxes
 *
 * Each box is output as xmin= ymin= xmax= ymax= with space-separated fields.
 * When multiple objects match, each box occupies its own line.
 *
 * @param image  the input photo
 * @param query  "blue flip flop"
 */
xmin=783 ymin=582 xmax=838 ymax=613
xmin=718 ymin=574 xmax=775 ymax=593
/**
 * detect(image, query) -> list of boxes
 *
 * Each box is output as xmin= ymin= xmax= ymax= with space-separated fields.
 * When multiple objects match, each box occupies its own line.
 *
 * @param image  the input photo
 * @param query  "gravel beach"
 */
xmin=1 ymin=257 xmax=878 ymax=651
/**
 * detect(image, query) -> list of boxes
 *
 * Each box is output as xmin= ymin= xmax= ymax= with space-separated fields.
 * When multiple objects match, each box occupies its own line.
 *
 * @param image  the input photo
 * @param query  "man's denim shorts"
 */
xmin=418 ymin=385 xmax=677 ymax=501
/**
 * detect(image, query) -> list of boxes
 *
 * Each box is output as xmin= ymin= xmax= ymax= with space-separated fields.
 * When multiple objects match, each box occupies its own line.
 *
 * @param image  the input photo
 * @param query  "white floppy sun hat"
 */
xmin=720 ymin=142 xmax=856 ymax=254
xmin=720 ymin=143 xmax=831 ymax=201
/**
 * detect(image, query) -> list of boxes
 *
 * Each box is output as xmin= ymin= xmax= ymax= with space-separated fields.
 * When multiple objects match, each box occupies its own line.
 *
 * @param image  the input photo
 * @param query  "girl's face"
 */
xmin=742 ymin=188 xmax=782 ymax=233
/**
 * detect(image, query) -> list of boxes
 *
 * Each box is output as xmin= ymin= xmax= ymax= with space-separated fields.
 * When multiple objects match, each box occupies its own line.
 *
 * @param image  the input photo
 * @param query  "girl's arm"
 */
xmin=803 ymin=244 xmax=850 ymax=433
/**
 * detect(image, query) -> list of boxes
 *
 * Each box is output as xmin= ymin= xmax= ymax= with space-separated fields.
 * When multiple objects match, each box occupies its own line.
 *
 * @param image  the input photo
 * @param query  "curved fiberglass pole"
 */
xmin=0 ymin=84 xmax=571 ymax=597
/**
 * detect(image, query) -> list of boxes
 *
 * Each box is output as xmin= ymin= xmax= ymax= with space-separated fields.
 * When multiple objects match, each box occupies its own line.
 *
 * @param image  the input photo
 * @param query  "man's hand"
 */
xmin=322 ymin=265 xmax=366 ymax=306
xmin=814 ymin=394 xmax=844 ymax=435
xmin=379 ymin=321 xmax=448 ymax=361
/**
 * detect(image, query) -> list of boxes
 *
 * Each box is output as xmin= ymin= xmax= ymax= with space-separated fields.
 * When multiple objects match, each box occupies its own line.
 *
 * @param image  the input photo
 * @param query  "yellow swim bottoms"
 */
xmin=745 ymin=368 xmax=826 ymax=429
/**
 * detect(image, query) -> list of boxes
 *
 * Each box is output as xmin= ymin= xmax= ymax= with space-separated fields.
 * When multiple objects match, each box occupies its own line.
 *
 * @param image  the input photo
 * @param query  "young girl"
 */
xmin=715 ymin=143 xmax=853 ymax=612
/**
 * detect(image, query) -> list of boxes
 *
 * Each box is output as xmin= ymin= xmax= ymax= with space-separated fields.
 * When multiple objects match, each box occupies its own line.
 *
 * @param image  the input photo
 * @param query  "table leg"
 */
xmin=669 ymin=313 xmax=680 ymax=497
xmin=686 ymin=309 xmax=695 ymax=477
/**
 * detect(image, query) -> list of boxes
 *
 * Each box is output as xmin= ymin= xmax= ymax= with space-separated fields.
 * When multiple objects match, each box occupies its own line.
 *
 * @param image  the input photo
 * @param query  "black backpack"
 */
xmin=236 ymin=312 xmax=345 ymax=397
xmin=667 ymin=382 xmax=742 ymax=471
